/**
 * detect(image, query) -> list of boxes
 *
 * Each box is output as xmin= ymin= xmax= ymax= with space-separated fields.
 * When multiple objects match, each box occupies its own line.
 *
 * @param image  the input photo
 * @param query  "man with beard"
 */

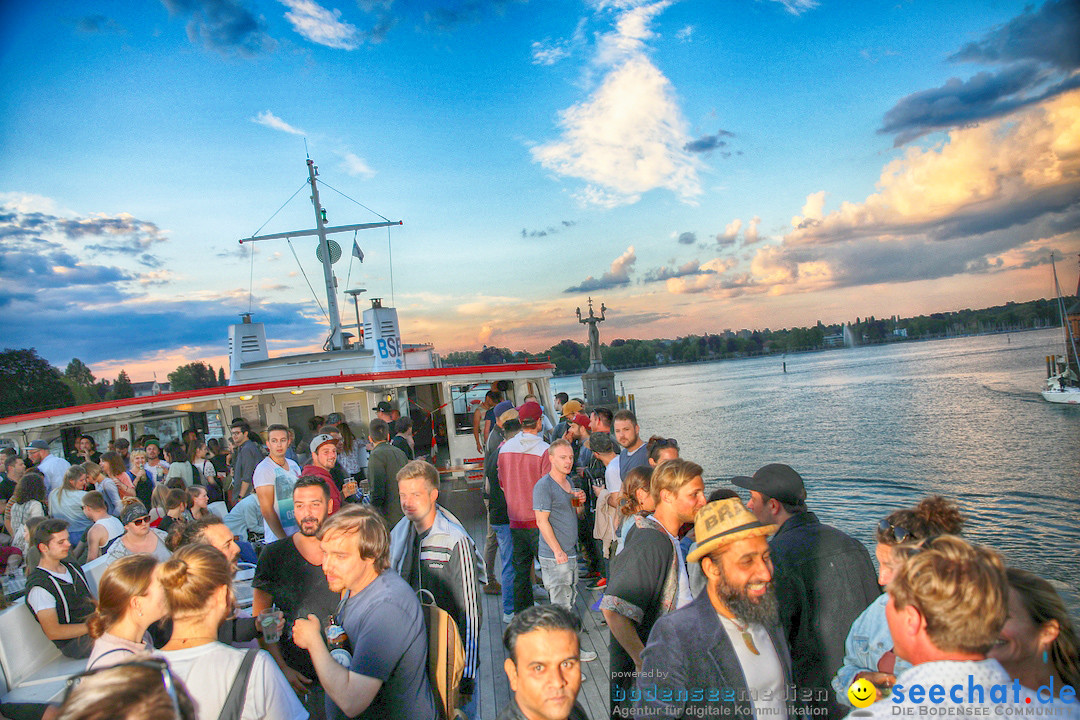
xmin=613 ymin=410 xmax=647 ymax=482
xmin=600 ymin=458 xmax=707 ymax=715
xmin=292 ymin=504 xmax=438 ymax=720
xmin=390 ymin=460 xmax=485 ymax=719
xmin=253 ymin=476 xmax=341 ymax=719
xmin=173 ymin=516 xmax=265 ymax=648
xmin=636 ymin=497 xmax=794 ymax=719
xmin=735 ymin=463 xmax=878 ymax=720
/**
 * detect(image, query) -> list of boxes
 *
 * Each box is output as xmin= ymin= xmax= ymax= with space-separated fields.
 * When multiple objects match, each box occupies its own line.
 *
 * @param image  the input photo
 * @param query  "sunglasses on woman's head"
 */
xmin=878 ymin=518 xmax=911 ymax=543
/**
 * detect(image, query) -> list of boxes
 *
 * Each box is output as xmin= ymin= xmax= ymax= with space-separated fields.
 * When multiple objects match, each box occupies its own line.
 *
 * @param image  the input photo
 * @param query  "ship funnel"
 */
xmin=363 ymin=300 xmax=403 ymax=371
xmin=228 ymin=315 xmax=269 ymax=383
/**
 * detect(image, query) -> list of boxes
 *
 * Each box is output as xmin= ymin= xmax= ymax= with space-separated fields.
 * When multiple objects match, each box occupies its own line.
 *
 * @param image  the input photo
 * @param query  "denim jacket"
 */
xmin=832 ymin=593 xmax=913 ymax=703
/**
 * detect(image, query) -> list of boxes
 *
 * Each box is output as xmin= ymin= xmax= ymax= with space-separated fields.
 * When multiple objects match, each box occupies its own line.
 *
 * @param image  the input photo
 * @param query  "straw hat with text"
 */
xmin=686 ymin=497 xmax=778 ymax=564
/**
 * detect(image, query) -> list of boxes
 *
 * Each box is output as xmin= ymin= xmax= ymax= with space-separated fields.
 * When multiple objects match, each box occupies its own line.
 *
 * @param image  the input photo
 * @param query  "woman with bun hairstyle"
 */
xmin=614 ymin=465 xmax=655 ymax=555
xmin=989 ymin=567 xmax=1080 ymax=701
xmin=833 ymin=495 xmax=965 ymax=702
xmin=86 ymin=555 xmax=168 ymax=669
xmin=158 ymin=544 xmax=306 ymax=720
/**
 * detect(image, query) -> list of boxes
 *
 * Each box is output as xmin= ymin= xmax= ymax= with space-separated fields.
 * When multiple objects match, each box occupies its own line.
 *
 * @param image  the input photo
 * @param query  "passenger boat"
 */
xmin=0 ymin=158 xmax=557 ymax=473
xmin=0 ymin=160 xmax=615 ymax=720
xmin=1041 ymin=253 xmax=1080 ymax=405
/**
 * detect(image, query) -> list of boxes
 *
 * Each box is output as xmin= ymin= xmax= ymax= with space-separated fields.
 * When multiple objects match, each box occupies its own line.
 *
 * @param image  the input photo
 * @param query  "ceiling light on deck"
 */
xmin=343 ymin=385 xmax=355 ymax=390
xmin=290 ymin=389 xmax=304 ymax=395
xmin=239 ymin=395 xmax=253 ymax=401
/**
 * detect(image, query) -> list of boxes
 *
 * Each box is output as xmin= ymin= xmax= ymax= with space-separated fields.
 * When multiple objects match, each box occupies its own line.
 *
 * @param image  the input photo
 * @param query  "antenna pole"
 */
xmin=308 ymin=158 xmax=345 ymax=350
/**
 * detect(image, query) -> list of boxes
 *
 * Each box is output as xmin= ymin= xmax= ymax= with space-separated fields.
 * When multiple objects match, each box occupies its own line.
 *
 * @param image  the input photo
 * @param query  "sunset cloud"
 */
xmin=531 ymin=0 xmax=700 ymax=207
xmin=743 ymin=90 xmax=1080 ymax=295
xmin=565 ymin=245 xmax=637 ymax=293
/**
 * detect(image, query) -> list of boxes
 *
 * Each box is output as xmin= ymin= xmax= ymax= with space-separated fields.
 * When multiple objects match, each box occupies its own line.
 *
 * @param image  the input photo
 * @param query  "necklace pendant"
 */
xmin=742 ymin=630 xmax=760 ymax=655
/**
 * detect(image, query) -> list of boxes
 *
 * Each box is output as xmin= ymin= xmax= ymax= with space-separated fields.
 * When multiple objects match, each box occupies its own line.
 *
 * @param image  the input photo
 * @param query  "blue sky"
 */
xmin=1 ymin=0 xmax=1078 ymax=381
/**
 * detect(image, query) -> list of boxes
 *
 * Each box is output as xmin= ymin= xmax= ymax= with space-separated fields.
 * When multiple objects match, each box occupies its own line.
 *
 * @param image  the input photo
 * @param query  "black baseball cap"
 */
xmin=731 ymin=463 xmax=807 ymax=505
xmin=372 ymin=401 xmax=394 ymax=413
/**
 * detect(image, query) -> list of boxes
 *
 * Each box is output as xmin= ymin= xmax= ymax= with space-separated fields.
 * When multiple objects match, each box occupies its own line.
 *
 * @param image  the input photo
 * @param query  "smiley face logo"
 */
xmin=848 ymin=678 xmax=878 ymax=708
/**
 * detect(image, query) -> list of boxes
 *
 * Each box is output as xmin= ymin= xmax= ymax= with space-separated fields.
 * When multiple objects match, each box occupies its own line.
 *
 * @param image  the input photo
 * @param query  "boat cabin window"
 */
xmin=138 ymin=418 xmax=187 ymax=445
xmin=450 ymin=384 xmax=491 ymax=434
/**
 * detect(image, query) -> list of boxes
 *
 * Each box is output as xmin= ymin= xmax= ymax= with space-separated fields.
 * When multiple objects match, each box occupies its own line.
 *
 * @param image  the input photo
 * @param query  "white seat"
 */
xmin=81 ymin=555 xmax=112 ymax=596
xmin=0 ymin=602 xmax=86 ymax=692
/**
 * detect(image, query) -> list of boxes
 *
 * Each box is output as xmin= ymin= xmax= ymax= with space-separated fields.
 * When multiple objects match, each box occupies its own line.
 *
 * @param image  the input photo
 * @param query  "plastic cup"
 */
xmin=259 ymin=607 xmax=283 ymax=644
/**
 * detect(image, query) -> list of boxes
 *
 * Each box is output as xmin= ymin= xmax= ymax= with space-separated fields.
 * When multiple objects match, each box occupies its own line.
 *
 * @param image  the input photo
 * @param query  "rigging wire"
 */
xmin=247 ymin=240 xmax=255 ymax=314
xmin=286 ymin=237 xmax=329 ymax=323
xmin=344 ymin=229 xmax=357 ymax=293
xmin=244 ymin=179 xmax=309 ymax=315
xmin=320 ymin=179 xmax=396 ymax=305
xmin=319 ymin=181 xmax=391 ymax=222
xmin=248 ymin=181 xmax=309 ymax=237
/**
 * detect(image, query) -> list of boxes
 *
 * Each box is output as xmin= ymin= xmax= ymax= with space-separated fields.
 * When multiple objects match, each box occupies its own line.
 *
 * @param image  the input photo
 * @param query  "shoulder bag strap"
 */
xmin=216 ymin=648 xmax=259 ymax=720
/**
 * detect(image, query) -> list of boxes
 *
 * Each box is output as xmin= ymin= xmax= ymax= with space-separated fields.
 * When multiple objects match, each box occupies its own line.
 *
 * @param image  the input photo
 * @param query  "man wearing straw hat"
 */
xmin=634 ymin=497 xmax=794 ymax=719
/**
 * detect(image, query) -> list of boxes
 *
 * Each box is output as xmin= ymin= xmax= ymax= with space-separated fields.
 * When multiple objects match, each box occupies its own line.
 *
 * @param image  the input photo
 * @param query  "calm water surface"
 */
xmin=553 ymin=328 xmax=1080 ymax=613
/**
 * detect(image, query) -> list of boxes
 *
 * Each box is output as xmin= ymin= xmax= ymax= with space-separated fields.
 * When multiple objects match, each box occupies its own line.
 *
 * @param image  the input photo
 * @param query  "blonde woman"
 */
xmin=148 ymin=484 xmax=170 ymax=525
xmin=159 ymin=544 xmax=306 ymax=720
xmin=126 ymin=449 xmax=154 ymax=509
xmin=48 ymin=466 xmax=92 ymax=546
xmin=86 ymin=555 xmax=168 ymax=669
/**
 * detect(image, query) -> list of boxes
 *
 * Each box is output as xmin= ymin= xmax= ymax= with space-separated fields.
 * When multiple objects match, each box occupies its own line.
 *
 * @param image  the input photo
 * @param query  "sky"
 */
xmin=1 ymin=0 xmax=1079 ymax=383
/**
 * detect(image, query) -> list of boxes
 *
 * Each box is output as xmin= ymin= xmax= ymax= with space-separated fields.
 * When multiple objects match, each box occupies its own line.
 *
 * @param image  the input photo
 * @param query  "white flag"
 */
xmin=352 ymin=240 xmax=364 ymax=263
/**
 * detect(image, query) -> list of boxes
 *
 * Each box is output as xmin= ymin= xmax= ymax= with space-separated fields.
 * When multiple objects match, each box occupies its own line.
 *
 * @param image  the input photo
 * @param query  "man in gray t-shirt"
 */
xmin=533 ymin=439 xmax=585 ymax=612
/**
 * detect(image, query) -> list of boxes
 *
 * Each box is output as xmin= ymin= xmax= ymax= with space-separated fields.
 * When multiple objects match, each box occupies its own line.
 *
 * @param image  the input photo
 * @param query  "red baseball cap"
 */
xmin=517 ymin=401 xmax=543 ymax=422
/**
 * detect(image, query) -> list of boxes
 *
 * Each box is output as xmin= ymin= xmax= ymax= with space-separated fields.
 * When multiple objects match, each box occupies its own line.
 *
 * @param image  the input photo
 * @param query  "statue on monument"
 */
xmin=576 ymin=297 xmax=606 ymax=368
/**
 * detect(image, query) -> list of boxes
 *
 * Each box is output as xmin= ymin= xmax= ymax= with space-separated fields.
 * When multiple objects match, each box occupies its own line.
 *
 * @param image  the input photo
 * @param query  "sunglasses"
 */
xmin=131 ymin=515 xmax=151 ymax=526
xmin=64 ymin=658 xmax=182 ymax=720
xmin=878 ymin=518 xmax=911 ymax=543
xmin=654 ymin=438 xmax=679 ymax=450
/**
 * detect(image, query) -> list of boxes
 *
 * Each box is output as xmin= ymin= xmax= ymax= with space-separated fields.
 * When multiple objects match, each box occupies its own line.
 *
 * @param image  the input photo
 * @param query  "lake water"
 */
xmin=552 ymin=327 xmax=1080 ymax=614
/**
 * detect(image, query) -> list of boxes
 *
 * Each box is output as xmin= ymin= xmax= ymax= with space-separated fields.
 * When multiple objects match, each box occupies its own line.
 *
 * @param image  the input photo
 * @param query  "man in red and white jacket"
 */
xmin=496 ymin=401 xmax=551 ymax=614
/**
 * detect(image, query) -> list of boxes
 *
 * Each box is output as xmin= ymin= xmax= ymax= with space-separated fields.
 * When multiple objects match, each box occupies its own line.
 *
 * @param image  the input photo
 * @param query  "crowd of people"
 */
xmin=0 ymin=392 xmax=1077 ymax=720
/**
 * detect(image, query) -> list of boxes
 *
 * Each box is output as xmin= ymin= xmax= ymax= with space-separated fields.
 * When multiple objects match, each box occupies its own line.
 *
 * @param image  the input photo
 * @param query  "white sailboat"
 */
xmin=1041 ymin=253 xmax=1080 ymax=404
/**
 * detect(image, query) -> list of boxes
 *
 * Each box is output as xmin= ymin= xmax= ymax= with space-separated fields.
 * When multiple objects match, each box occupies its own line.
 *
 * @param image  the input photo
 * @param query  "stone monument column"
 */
xmin=577 ymin=298 xmax=617 ymax=409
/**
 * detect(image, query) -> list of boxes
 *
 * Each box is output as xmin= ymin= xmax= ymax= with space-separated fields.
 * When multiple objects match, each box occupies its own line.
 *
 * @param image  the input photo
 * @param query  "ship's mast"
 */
xmin=307 ymin=158 xmax=344 ymax=349
xmin=239 ymin=158 xmax=402 ymax=351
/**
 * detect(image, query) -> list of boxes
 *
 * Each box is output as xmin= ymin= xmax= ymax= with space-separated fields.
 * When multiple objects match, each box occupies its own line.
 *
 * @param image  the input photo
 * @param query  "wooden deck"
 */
xmin=438 ymin=480 xmax=611 ymax=720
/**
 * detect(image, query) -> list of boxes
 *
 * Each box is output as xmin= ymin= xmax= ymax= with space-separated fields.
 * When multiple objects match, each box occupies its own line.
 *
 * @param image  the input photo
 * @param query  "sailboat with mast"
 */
xmin=1041 ymin=253 xmax=1080 ymax=404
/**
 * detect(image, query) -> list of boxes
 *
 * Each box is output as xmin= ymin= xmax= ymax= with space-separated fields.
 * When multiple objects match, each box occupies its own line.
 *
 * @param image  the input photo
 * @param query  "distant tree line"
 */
xmin=0 ymin=351 xmax=229 ymax=418
xmin=443 ymin=295 xmax=1075 ymax=375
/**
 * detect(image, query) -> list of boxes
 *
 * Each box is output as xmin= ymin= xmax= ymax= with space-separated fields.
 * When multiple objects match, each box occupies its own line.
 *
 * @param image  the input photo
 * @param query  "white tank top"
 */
xmin=94 ymin=515 xmax=124 ymax=542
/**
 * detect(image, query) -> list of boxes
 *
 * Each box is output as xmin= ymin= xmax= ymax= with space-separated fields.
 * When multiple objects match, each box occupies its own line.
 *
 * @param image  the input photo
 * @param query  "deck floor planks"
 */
xmin=440 ymin=482 xmax=611 ymax=720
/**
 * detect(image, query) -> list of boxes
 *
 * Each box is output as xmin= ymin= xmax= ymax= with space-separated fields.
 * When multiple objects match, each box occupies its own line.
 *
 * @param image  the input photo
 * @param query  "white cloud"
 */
xmin=532 ymin=39 xmax=570 ymax=65
xmin=791 ymin=190 xmax=826 ymax=227
xmin=0 ymin=192 xmax=66 ymax=215
xmin=765 ymin=0 xmax=819 ymax=16
xmin=675 ymin=25 xmax=693 ymax=42
xmin=340 ymin=152 xmax=376 ymax=178
xmin=565 ymin=245 xmax=637 ymax=292
xmin=530 ymin=18 xmax=587 ymax=66
xmin=280 ymin=0 xmax=360 ymax=50
xmin=531 ymin=0 xmax=700 ymax=207
xmin=721 ymin=218 xmax=742 ymax=240
xmin=745 ymin=216 xmax=762 ymax=244
xmin=252 ymin=110 xmax=305 ymax=136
